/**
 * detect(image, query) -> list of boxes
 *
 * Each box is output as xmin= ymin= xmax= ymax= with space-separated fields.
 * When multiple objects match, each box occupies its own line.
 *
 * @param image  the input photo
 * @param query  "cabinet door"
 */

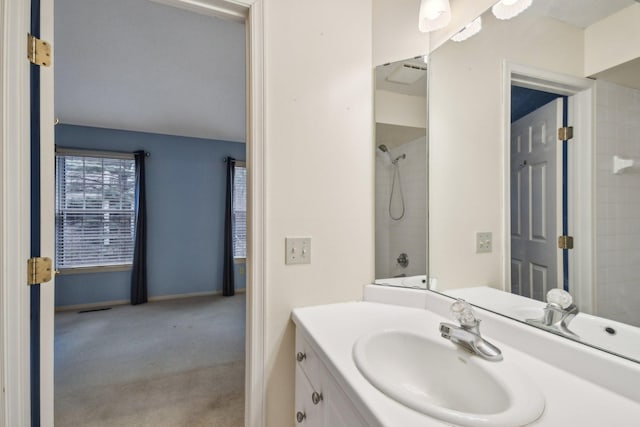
xmin=321 ymin=375 xmax=368 ymax=427
xmin=295 ymin=364 xmax=324 ymax=426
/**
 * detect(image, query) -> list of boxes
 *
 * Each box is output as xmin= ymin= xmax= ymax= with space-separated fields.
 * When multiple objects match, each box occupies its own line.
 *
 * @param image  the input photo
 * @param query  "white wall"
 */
xmin=594 ymin=80 xmax=640 ymax=327
xmin=375 ymin=90 xmax=427 ymax=128
xmin=263 ymin=0 xmax=373 ymax=425
xmin=429 ymin=0 xmax=496 ymax=52
xmin=373 ymin=0 xmax=429 ymax=66
xmin=585 ymin=3 xmax=640 ymax=77
xmin=429 ymin=11 xmax=584 ymax=290
xmin=372 ymin=0 xmax=497 ymax=66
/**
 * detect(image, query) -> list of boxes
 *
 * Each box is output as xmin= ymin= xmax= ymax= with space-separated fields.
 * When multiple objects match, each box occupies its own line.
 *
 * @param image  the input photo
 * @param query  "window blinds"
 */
xmin=55 ymin=154 xmax=136 ymax=269
xmin=233 ymin=165 xmax=247 ymax=258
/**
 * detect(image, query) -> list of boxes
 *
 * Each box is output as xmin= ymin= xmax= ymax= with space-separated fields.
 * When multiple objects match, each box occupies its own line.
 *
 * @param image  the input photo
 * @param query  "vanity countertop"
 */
xmin=292 ymin=301 xmax=640 ymax=427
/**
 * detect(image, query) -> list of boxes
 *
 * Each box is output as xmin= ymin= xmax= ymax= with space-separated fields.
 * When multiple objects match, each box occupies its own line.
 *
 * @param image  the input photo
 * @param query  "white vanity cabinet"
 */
xmin=294 ymin=328 xmax=367 ymax=426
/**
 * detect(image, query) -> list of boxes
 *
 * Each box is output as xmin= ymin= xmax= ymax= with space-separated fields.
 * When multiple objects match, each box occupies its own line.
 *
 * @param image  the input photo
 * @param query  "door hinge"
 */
xmin=558 ymin=126 xmax=573 ymax=141
xmin=27 ymin=257 xmax=53 ymax=285
xmin=558 ymin=235 xmax=574 ymax=250
xmin=27 ymin=33 xmax=52 ymax=67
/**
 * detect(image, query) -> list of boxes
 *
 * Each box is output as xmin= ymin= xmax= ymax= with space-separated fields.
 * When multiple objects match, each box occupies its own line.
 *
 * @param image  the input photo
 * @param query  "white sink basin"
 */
xmin=353 ymin=330 xmax=545 ymax=427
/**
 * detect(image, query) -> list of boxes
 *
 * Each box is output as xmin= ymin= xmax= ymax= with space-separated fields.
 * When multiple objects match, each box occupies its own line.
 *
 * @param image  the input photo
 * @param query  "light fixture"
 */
xmin=418 ymin=0 xmax=452 ymax=32
xmin=451 ymin=16 xmax=482 ymax=42
xmin=492 ymin=0 xmax=533 ymax=20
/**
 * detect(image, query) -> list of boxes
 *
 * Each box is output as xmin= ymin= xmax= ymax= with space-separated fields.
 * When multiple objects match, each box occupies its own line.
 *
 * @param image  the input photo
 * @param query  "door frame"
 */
xmin=1 ymin=0 xmax=33 ymax=425
xmin=0 ymin=0 xmax=267 ymax=426
xmin=502 ymin=61 xmax=594 ymax=312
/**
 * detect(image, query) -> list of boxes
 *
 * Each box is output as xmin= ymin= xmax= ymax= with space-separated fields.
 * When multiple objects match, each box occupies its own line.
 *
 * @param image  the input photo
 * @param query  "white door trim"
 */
xmin=502 ymin=61 xmax=595 ymax=311
xmin=1 ymin=0 xmax=266 ymax=425
xmin=245 ymin=1 xmax=266 ymax=426
xmin=1 ymin=0 xmax=33 ymax=426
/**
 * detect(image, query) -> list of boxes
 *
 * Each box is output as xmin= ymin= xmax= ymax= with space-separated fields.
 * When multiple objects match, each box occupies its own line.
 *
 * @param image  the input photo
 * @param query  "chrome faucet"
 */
xmin=439 ymin=299 xmax=503 ymax=362
xmin=526 ymin=289 xmax=580 ymax=339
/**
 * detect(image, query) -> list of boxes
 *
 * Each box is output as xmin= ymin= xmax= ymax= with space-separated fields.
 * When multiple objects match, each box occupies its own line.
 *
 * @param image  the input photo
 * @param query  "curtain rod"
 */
xmin=55 ymin=147 xmax=150 ymax=159
xmin=223 ymin=158 xmax=246 ymax=167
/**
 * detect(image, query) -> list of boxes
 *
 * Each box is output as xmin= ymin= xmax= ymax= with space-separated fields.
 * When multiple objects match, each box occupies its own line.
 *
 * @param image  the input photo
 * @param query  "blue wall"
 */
xmin=55 ymin=125 xmax=246 ymax=307
xmin=511 ymin=86 xmax=561 ymax=123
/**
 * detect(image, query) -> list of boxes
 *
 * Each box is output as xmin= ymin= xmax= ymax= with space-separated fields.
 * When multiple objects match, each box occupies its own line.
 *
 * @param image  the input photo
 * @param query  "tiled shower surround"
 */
xmin=375 ymin=136 xmax=427 ymax=279
xmin=595 ymin=80 xmax=640 ymax=327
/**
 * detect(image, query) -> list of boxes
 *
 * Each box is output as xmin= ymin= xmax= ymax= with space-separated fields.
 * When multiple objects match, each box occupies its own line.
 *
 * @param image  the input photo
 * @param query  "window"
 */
xmin=55 ymin=150 xmax=136 ymax=270
xmin=233 ymin=163 xmax=247 ymax=259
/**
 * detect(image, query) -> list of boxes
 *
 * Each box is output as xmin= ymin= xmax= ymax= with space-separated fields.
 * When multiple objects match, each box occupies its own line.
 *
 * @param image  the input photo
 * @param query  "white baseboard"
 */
xmin=55 ymin=288 xmax=247 ymax=312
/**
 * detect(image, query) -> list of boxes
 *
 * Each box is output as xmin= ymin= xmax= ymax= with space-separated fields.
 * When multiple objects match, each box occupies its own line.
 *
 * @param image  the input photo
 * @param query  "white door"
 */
xmin=510 ymin=98 xmax=562 ymax=302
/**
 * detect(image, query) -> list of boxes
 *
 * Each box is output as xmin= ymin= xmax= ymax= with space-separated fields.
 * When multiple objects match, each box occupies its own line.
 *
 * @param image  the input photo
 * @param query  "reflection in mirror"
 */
xmin=429 ymin=0 xmax=640 ymax=362
xmin=374 ymin=57 xmax=428 ymax=288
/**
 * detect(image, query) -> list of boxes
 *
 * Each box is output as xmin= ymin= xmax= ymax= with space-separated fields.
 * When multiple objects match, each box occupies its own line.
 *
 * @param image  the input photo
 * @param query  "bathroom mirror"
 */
xmin=428 ymin=0 xmax=640 ymax=362
xmin=374 ymin=57 xmax=428 ymax=288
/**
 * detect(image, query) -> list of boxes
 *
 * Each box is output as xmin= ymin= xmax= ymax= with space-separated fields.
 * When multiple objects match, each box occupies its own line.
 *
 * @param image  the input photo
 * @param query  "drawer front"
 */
xmin=295 ymin=364 xmax=324 ymax=426
xmin=295 ymin=327 xmax=368 ymax=427
xmin=295 ymin=328 xmax=325 ymax=388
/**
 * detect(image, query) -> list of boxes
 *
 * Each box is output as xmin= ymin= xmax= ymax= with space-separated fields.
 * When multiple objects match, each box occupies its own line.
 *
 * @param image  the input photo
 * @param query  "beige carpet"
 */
xmin=55 ymin=294 xmax=246 ymax=427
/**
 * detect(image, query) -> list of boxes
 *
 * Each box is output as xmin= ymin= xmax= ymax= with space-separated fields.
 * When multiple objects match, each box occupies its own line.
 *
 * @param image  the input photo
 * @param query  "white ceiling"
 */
xmin=376 ymin=123 xmax=425 ymax=149
xmin=531 ymin=0 xmax=636 ymax=28
xmin=593 ymin=57 xmax=640 ymax=90
xmin=55 ymin=0 xmax=246 ymax=142
xmin=375 ymin=57 xmax=428 ymax=97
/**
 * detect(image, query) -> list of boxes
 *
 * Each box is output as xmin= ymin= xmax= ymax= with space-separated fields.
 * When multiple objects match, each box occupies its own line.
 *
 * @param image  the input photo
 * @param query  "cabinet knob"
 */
xmin=296 ymin=352 xmax=306 ymax=362
xmin=296 ymin=411 xmax=306 ymax=423
xmin=311 ymin=391 xmax=323 ymax=405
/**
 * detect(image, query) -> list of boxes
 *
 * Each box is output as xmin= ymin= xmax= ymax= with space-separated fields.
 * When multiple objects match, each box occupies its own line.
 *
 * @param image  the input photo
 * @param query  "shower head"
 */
xmin=378 ymin=144 xmax=389 ymax=153
xmin=392 ymin=153 xmax=406 ymax=164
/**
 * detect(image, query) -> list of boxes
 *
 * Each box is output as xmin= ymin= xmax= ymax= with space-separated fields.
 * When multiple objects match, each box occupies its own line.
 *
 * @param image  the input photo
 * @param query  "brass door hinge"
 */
xmin=558 ymin=126 xmax=574 ymax=141
xmin=558 ymin=236 xmax=574 ymax=250
xmin=27 ymin=33 xmax=52 ymax=67
xmin=27 ymin=257 xmax=53 ymax=285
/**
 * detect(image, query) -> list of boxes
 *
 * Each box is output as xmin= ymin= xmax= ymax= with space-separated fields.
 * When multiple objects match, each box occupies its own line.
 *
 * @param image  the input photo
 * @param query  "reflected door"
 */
xmin=511 ymin=99 xmax=562 ymax=301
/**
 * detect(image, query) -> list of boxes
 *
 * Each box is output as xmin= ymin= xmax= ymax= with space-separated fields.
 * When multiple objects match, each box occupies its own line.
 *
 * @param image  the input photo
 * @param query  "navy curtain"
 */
xmin=131 ymin=151 xmax=148 ymax=305
xmin=223 ymin=157 xmax=236 ymax=296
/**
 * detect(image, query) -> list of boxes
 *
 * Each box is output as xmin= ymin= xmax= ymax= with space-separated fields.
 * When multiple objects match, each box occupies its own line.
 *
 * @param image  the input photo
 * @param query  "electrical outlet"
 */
xmin=285 ymin=237 xmax=311 ymax=265
xmin=476 ymin=232 xmax=492 ymax=253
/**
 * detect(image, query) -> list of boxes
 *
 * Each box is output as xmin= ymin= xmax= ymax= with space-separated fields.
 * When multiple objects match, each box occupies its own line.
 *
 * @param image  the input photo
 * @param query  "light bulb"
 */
xmin=419 ymin=0 xmax=452 ymax=32
xmin=492 ymin=0 xmax=533 ymax=20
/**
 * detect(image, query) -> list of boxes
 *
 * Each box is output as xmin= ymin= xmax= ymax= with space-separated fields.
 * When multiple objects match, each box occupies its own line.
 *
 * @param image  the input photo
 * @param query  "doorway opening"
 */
xmin=509 ymin=87 xmax=564 ymax=301
xmin=53 ymin=0 xmax=247 ymax=425
xmin=504 ymin=63 xmax=594 ymax=311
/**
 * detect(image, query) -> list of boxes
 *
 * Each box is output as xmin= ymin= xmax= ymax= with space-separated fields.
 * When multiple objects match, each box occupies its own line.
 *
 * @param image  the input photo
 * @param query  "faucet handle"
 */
xmin=546 ymin=289 xmax=573 ymax=309
xmin=450 ymin=299 xmax=478 ymax=327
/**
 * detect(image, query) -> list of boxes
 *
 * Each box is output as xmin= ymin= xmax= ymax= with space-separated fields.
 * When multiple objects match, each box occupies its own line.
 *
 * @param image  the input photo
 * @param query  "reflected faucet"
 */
xmin=397 ymin=253 xmax=409 ymax=268
xmin=526 ymin=289 xmax=580 ymax=339
xmin=439 ymin=299 xmax=503 ymax=362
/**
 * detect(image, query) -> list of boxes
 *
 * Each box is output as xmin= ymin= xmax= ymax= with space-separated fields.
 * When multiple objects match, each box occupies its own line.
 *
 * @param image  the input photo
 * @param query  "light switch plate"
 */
xmin=476 ymin=232 xmax=493 ymax=253
xmin=285 ymin=237 xmax=311 ymax=265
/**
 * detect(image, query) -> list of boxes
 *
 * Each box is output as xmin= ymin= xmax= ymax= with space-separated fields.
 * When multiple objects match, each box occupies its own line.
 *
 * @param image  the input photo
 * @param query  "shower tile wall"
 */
xmin=375 ymin=136 xmax=427 ymax=278
xmin=595 ymin=80 xmax=640 ymax=327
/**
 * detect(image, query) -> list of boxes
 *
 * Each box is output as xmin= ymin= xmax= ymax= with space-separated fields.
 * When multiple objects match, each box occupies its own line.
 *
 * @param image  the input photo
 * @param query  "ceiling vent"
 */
xmin=386 ymin=63 xmax=427 ymax=85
